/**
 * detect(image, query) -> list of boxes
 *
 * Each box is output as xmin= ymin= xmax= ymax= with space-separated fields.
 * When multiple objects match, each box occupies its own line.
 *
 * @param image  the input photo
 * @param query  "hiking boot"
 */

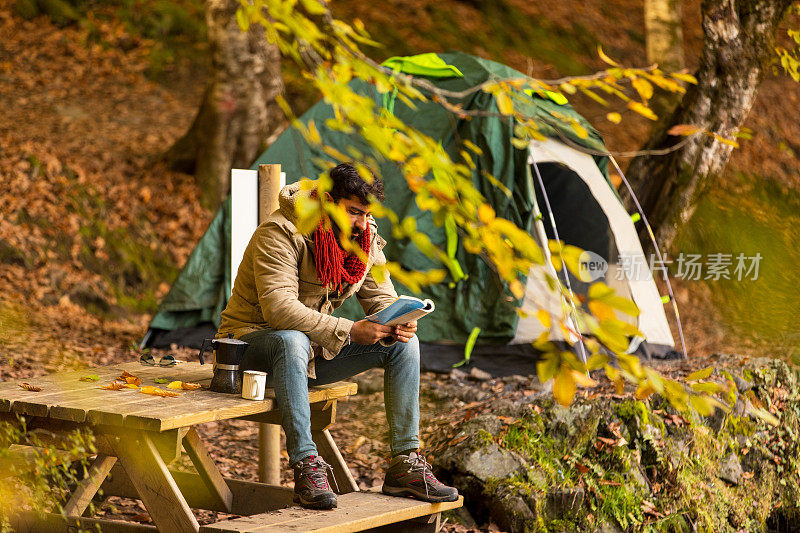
xmin=293 ymin=455 xmax=337 ymax=510
xmin=382 ymin=451 xmax=459 ymax=503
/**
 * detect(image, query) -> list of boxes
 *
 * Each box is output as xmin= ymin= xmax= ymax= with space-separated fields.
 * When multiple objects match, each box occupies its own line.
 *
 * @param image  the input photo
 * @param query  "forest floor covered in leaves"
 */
xmin=1 ymin=0 xmax=799 ymax=530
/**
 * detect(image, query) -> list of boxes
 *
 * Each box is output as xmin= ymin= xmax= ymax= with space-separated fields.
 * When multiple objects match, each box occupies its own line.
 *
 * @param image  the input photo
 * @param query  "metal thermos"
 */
xmin=199 ymin=337 xmax=249 ymax=394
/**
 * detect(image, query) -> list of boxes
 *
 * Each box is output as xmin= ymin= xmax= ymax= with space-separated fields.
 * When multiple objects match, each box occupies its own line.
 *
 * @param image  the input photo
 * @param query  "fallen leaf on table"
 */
xmin=123 ymin=376 xmax=142 ymax=386
xmin=79 ymin=374 xmax=100 ymax=382
xmin=126 ymin=384 xmax=139 ymax=389
xmin=119 ymin=371 xmax=138 ymax=379
xmin=101 ymin=382 xmax=126 ymax=390
xmin=167 ymin=381 xmax=202 ymax=390
xmin=19 ymin=383 xmax=42 ymax=392
xmin=139 ymin=386 xmax=181 ymax=398
xmin=154 ymin=378 xmax=170 ymax=384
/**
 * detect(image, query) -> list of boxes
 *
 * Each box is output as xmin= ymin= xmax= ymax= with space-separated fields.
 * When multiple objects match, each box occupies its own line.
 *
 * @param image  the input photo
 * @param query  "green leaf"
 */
xmin=78 ymin=374 xmax=100 ymax=382
xmin=154 ymin=378 xmax=170 ymax=384
xmin=686 ymin=366 xmax=714 ymax=382
xmin=453 ymin=327 xmax=481 ymax=368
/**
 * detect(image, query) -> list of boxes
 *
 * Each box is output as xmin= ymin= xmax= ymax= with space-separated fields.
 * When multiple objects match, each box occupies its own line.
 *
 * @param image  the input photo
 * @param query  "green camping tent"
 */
xmin=143 ymin=51 xmax=675 ymax=365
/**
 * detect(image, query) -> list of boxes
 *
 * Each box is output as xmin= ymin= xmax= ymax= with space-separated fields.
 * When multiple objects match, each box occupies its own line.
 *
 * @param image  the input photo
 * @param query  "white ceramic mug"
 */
xmin=242 ymin=370 xmax=267 ymax=400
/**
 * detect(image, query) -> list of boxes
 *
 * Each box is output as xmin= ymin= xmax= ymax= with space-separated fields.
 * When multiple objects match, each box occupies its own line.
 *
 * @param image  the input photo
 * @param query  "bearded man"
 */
xmin=216 ymin=163 xmax=458 ymax=510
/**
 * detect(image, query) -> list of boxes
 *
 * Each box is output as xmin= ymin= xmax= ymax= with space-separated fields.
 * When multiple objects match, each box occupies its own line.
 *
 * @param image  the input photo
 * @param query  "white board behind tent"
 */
xmin=230 ymin=169 xmax=286 ymax=295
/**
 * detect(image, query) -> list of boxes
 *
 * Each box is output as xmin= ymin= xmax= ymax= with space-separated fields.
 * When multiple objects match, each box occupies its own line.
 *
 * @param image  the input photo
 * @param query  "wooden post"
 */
xmin=257 ymin=163 xmax=283 ymax=485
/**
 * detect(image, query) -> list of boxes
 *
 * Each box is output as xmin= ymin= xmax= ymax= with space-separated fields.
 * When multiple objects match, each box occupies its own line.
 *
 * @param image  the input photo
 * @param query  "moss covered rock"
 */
xmin=430 ymin=359 xmax=800 ymax=531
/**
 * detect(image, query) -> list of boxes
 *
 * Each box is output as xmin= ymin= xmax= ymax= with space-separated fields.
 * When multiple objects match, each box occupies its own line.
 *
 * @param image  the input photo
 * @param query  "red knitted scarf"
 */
xmin=313 ymin=218 xmax=371 ymax=291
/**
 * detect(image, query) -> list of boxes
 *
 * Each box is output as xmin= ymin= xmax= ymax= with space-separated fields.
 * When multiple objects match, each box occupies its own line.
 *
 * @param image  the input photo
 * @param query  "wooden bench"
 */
xmin=0 ymin=361 xmax=460 ymax=532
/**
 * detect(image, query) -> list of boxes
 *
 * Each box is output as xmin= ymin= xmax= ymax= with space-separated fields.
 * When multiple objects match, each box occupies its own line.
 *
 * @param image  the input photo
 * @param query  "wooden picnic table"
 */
xmin=0 ymin=361 xmax=462 ymax=533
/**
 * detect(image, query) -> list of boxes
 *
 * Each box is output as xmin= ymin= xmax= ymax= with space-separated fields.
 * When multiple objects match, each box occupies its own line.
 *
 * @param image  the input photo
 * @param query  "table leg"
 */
xmin=107 ymin=429 xmax=199 ymax=533
xmin=258 ymin=423 xmax=281 ymax=485
xmin=311 ymin=428 xmax=359 ymax=494
xmin=62 ymin=454 xmax=117 ymax=517
xmin=182 ymin=427 xmax=233 ymax=513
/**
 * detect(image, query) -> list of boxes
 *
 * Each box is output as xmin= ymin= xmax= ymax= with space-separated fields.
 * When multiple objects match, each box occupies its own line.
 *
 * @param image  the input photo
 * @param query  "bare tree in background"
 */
xmin=624 ymin=0 xmax=794 ymax=253
xmin=165 ymin=0 xmax=284 ymax=207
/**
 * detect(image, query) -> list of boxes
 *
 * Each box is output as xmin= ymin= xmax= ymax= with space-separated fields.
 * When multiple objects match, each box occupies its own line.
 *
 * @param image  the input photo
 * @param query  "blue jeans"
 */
xmin=239 ymin=329 xmax=421 ymax=465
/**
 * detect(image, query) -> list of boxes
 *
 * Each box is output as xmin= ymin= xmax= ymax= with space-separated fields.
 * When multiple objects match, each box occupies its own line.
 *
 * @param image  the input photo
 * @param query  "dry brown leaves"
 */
xmin=118 ymin=371 xmax=142 ymax=387
xmin=100 ymin=381 xmax=126 ymax=391
xmin=18 ymin=383 xmax=42 ymax=392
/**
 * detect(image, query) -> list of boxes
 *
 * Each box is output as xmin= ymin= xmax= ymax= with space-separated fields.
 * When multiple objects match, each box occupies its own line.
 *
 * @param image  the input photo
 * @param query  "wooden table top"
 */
xmin=0 ymin=362 xmax=357 ymax=432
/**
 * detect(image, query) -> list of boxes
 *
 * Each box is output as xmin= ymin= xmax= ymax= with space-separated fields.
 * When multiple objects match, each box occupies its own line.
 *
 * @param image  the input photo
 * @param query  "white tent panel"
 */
xmin=511 ymin=139 xmax=674 ymax=348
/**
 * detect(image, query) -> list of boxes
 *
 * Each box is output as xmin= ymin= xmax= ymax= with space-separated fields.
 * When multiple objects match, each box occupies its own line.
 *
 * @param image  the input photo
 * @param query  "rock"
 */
xmin=549 ymin=402 xmax=601 ymax=455
xmin=460 ymin=443 xmax=523 ymax=481
xmin=449 ymin=368 xmax=467 ymax=381
xmin=719 ymin=452 xmax=743 ymax=485
xmin=544 ymin=487 xmax=585 ymax=522
xmin=468 ymin=367 xmax=492 ymax=381
xmin=732 ymin=373 xmax=753 ymax=393
xmin=491 ymin=486 xmax=536 ymax=532
xmin=352 ymin=368 xmax=383 ymax=394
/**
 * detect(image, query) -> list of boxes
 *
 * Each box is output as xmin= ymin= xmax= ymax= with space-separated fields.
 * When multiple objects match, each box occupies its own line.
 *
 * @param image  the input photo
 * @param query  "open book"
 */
xmin=365 ymin=295 xmax=435 ymax=326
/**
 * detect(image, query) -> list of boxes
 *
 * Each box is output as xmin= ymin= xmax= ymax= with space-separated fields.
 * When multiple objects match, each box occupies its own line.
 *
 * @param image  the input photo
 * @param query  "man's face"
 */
xmin=335 ymin=196 xmax=372 ymax=239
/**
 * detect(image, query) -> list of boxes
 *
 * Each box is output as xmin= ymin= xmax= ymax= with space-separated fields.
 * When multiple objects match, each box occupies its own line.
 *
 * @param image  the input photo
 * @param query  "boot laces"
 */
xmin=406 ymin=453 xmax=437 ymax=499
xmin=300 ymin=456 xmax=339 ymax=493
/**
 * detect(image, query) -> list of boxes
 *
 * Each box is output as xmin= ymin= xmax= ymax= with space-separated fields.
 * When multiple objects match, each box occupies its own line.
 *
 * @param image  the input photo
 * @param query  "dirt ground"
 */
xmin=1 ymin=1 xmax=796 ymax=531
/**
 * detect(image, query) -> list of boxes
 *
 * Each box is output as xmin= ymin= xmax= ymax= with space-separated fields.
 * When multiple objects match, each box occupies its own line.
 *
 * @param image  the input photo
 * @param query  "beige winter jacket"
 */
xmin=216 ymin=182 xmax=398 ymax=377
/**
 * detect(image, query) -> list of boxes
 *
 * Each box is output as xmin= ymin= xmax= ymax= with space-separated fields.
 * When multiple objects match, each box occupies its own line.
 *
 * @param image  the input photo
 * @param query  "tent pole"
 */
xmin=607 ymin=156 xmax=688 ymax=359
xmin=529 ymin=147 xmax=588 ymax=365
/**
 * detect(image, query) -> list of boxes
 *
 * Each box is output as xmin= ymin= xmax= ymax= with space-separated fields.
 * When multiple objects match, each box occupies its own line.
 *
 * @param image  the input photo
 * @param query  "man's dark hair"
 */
xmin=329 ymin=163 xmax=385 ymax=204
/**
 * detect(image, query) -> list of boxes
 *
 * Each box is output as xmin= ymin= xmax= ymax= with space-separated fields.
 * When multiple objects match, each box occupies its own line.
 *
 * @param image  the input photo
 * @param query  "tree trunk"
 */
xmin=623 ymin=0 xmax=792 ymax=254
xmin=164 ymin=0 xmax=284 ymax=207
xmin=644 ymin=0 xmax=686 ymax=119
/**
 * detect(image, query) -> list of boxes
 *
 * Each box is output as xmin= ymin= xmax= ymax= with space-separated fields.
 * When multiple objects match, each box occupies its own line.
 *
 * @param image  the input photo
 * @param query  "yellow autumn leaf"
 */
xmin=496 ymin=91 xmax=514 ymax=115
xmin=167 ymin=381 xmax=184 ymax=389
xmin=631 ymin=78 xmax=654 ymax=100
xmin=597 ymin=45 xmax=621 ymax=67
xmin=535 ymin=309 xmax=552 ymax=329
xmin=690 ymin=395 xmax=717 ymax=416
xmin=670 ymin=72 xmax=698 ymax=84
xmin=606 ymin=112 xmax=622 ymax=124
xmin=627 ymin=101 xmax=658 ymax=121
xmin=686 ymin=366 xmax=714 ymax=382
xmin=668 ymin=124 xmax=701 ymax=136
xmin=477 ymin=204 xmax=495 ymax=224
xmin=553 ymin=365 xmax=577 ymax=406
xmin=571 ymin=370 xmax=598 ymax=388
xmin=570 ymin=121 xmax=589 ymax=139
xmin=588 ymin=300 xmax=617 ymax=322
xmin=635 ymin=382 xmax=656 ymax=400
xmin=139 ymin=386 xmax=161 ymax=395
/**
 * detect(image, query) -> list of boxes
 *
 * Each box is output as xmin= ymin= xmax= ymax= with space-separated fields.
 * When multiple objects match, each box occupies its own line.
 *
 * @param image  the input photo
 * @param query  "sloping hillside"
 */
xmin=1 ymin=0 xmax=799 ymax=369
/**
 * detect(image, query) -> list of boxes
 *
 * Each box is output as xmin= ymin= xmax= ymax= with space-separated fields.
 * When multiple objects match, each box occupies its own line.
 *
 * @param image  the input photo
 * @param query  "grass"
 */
xmin=673 ymin=172 xmax=800 ymax=351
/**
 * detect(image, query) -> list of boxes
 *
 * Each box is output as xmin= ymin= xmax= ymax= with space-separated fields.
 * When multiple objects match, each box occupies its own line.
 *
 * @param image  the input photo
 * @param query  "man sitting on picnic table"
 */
xmin=217 ymin=163 xmax=458 ymax=510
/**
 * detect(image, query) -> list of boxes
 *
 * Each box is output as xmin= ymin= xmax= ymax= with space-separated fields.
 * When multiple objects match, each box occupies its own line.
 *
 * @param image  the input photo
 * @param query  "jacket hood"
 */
xmin=278 ymin=181 xmax=306 ymax=225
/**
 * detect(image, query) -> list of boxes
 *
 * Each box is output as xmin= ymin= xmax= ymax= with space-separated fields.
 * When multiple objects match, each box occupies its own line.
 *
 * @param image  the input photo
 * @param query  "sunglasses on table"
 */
xmin=139 ymin=354 xmax=177 ymax=367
